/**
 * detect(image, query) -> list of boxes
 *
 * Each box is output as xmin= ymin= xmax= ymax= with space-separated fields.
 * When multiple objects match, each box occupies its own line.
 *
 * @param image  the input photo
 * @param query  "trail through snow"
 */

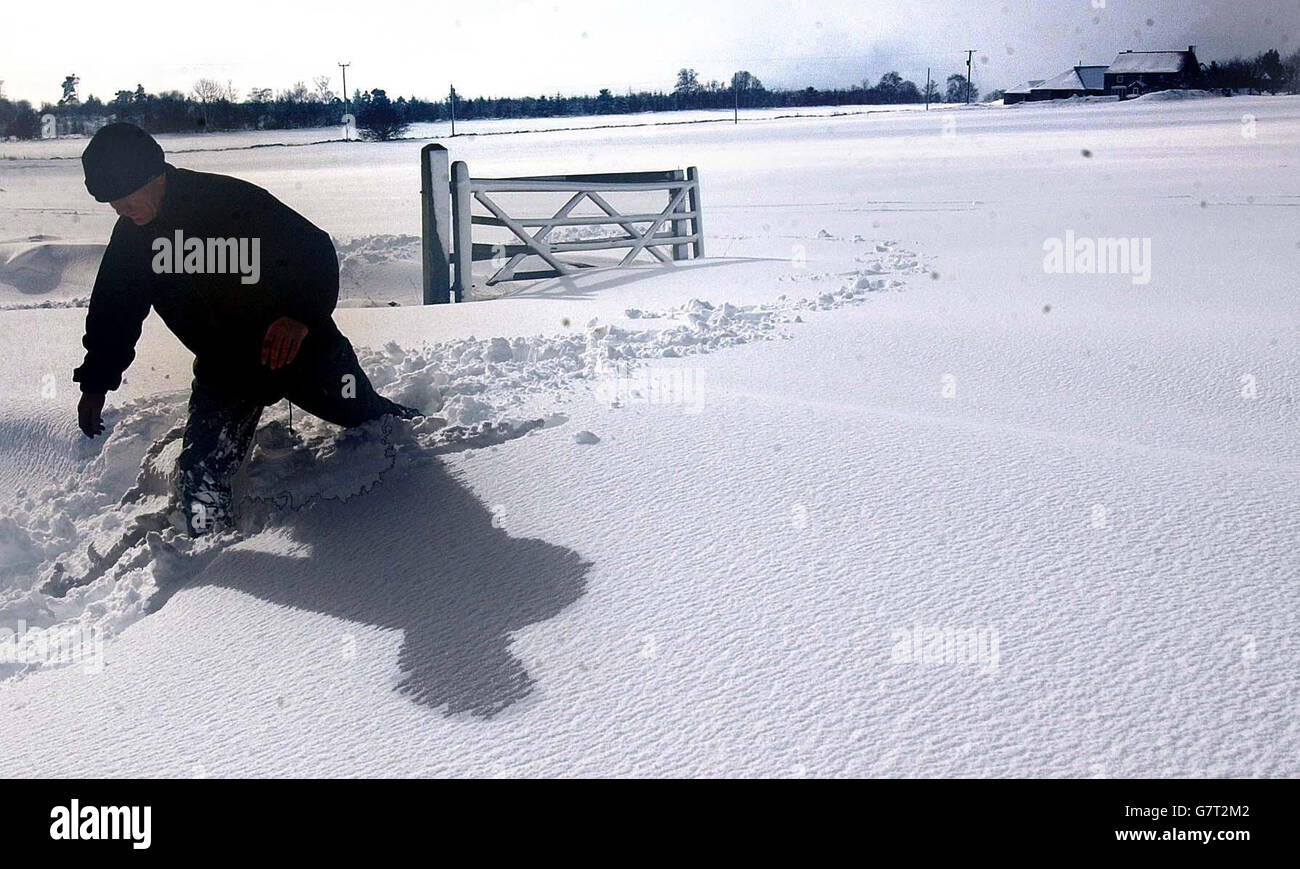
xmin=0 ymin=244 xmax=927 ymax=680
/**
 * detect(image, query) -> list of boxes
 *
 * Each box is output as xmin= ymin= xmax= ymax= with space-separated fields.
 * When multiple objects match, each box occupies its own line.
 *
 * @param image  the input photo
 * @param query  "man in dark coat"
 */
xmin=74 ymin=123 xmax=419 ymax=536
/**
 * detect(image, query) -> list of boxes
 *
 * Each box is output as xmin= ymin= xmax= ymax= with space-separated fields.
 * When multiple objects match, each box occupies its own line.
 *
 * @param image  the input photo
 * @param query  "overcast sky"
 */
xmin=3 ymin=0 xmax=1297 ymax=105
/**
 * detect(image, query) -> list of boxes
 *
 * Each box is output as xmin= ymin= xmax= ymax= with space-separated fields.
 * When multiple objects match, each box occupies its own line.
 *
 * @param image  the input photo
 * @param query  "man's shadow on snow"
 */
xmin=152 ymin=456 xmax=590 ymax=719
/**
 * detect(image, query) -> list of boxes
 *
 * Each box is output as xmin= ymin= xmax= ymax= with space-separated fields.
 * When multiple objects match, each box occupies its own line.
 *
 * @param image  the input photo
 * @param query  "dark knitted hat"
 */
xmin=81 ymin=123 xmax=165 ymax=202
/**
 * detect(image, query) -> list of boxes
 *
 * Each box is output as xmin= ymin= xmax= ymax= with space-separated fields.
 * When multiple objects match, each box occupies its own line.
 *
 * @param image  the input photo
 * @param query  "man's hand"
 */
xmin=262 ymin=317 xmax=309 ymax=370
xmin=78 ymin=392 xmax=106 ymax=438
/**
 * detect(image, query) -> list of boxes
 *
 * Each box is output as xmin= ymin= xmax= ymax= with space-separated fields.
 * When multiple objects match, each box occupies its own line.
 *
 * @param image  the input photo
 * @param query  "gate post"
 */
xmin=421 ymin=144 xmax=453 ymax=304
xmin=668 ymin=169 xmax=688 ymax=261
xmin=687 ymin=167 xmax=705 ymax=258
xmin=451 ymin=160 xmax=473 ymax=302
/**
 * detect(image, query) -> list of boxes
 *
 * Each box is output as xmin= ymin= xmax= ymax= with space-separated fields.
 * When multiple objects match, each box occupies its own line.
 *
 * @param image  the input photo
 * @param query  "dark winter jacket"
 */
xmin=73 ymin=164 xmax=342 ymax=403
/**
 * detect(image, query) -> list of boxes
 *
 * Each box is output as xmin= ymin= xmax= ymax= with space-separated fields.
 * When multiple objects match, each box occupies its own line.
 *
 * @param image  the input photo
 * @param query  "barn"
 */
xmin=1003 ymin=80 xmax=1044 ymax=105
xmin=1104 ymin=47 xmax=1201 ymax=97
xmin=1028 ymin=66 xmax=1108 ymax=101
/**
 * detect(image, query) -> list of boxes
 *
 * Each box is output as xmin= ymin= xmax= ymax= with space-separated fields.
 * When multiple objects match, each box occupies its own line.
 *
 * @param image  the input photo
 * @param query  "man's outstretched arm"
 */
xmin=73 ymin=224 xmax=151 ymax=436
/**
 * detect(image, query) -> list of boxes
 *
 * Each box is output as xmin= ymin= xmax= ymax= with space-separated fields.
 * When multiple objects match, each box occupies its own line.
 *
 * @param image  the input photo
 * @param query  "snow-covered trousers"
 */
xmin=176 ymin=334 xmax=412 ymax=536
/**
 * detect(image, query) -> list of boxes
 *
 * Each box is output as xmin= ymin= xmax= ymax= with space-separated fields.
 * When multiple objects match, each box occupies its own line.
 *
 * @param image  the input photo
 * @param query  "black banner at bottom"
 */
xmin=4 ymin=779 xmax=1287 ymax=855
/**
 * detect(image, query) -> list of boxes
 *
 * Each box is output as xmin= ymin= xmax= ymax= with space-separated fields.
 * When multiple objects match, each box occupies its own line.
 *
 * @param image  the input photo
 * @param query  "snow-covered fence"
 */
xmin=420 ymin=144 xmax=704 ymax=304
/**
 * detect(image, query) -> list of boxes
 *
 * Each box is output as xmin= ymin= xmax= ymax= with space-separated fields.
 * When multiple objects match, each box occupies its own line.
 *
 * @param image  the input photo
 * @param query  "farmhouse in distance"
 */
xmin=1005 ymin=46 xmax=1201 ymax=103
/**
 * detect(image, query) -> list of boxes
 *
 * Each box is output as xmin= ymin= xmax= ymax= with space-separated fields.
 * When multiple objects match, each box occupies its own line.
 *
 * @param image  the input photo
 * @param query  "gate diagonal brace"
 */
xmin=584 ymin=191 xmax=672 ymax=265
xmin=491 ymin=191 xmax=591 ymax=284
xmin=474 ymin=190 xmax=577 ymax=279
xmin=619 ymin=185 xmax=690 ymax=267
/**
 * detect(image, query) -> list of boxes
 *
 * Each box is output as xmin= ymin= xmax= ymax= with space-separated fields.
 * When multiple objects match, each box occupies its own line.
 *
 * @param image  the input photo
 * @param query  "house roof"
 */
xmin=1031 ymin=66 xmax=1109 ymax=93
xmin=1005 ymin=79 xmax=1045 ymax=95
xmin=1077 ymin=66 xmax=1108 ymax=90
xmin=1108 ymin=51 xmax=1189 ymax=74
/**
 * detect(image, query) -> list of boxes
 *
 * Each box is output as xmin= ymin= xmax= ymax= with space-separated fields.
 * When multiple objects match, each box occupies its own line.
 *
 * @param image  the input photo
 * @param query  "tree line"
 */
xmin=0 ymin=68 xmax=979 ymax=140
xmin=1200 ymin=49 xmax=1298 ymax=92
xmin=2 ymin=47 xmax=1296 ymax=141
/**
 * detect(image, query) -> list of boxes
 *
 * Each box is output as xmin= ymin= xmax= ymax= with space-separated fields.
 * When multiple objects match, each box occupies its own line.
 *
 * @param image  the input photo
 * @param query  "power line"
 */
xmin=338 ymin=61 xmax=350 ymax=139
xmin=965 ymin=49 xmax=977 ymax=104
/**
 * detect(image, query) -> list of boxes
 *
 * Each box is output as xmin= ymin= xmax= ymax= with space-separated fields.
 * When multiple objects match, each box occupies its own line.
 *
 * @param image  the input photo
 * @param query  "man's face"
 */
xmin=109 ymin=173 xmax=166 ymax=226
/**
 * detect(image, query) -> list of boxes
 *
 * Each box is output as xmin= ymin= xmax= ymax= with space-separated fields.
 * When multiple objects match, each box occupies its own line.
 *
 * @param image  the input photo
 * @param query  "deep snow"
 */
xmin=0 ymin=95 xmax=1296 ymax=776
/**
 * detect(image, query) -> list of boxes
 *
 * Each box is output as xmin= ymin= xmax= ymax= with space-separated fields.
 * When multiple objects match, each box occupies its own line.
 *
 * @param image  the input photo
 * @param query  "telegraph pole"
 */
xmin=338 ymin=62 xmax=350 ymax=139
xmin=925 ymin=67 xmax=931 ymax=111
xmin=449 ymin=84 xmax=457 ymax=136
xmin=965 ymin=50 xmax=976 ymax=104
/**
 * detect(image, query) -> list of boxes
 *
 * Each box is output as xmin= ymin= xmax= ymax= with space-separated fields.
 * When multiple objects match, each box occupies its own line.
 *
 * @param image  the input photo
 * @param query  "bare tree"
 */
xmin=192 ymin=78 xmax=236 ymax=103
xmin=312 ymin=75 xmax=335 ymax=104
xmin=191 ymin=79 xmax=218 ymax=104
xmin=191 ymin=78 xmax=236 ymax=130
xmin=279 ymin=81 xmax=310 ymax=103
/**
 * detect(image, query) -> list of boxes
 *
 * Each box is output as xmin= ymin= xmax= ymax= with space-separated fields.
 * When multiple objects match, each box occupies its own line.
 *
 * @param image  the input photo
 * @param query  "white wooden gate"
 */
xmin=421 ymin=144 xmax=704 ymax=303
